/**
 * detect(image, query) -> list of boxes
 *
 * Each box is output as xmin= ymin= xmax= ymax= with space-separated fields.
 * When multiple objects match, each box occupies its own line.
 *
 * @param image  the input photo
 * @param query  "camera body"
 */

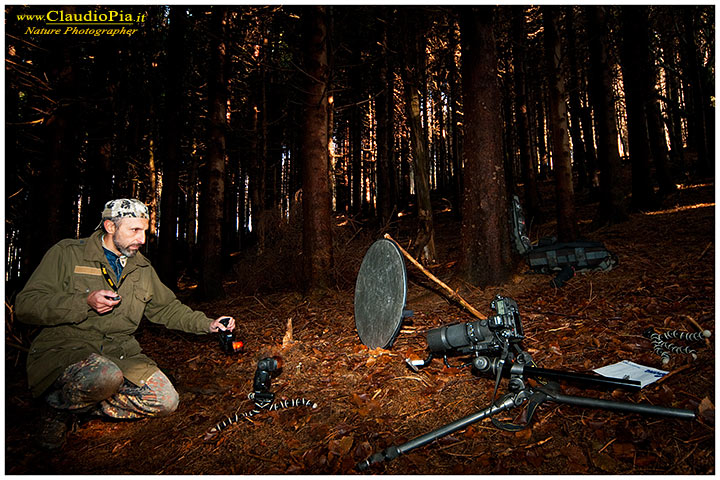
xmin=426 ymin=295 xmax=523 ymax=355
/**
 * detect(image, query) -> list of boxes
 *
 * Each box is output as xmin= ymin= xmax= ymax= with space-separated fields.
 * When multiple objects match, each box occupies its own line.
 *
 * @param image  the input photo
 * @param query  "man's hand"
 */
xmin=87 ymin=289 xmax=122 ymax=314
xmin=209 ymin=316 xmax=236 ymax=333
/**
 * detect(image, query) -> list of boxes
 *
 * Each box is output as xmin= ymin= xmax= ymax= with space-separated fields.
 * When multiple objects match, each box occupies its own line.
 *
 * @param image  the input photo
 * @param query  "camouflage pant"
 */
xmin=45 ymin=353 xmax=179 ymax=419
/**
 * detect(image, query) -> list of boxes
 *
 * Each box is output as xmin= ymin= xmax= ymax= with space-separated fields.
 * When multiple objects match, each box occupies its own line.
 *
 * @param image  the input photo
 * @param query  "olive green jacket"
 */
xmin=16 ymin=230 xmax=212 ymax=397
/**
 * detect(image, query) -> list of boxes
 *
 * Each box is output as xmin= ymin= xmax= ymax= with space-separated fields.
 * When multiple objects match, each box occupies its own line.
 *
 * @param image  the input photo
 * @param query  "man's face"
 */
xmin=107 ymin=217 xmax=149 ymax=257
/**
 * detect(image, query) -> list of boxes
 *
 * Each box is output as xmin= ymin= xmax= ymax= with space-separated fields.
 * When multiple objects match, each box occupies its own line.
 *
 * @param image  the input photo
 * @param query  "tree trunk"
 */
xmin=580 ymin=99 xmax=599 ymax=190
xmin=645 ymin=83 xmax=677 ymax=196
xmin=300 ymin=5 xmax=334 ymax=290
xmin=198 ymin=7 xmax=228 ymax=300
xmin=448 ymin=19 xmax=463 ymax=218
xmin=157 ymin=6 xmax=186 ymax=289
xmin=658 ymin=22 xmax=685 ymax=171
xmin=29 ymin=19 xmax=80 ymax=271
xmin=511 ymin=6 xmax=541 ymax=224
xmin=586 ymin=6 xmax=628 ymax=226
xmin=543 ymin=6 xmax=579 ymax=242
xmin=535 ymin=98 xmax=549 ymax=180
xmin=458 ymin=6 xmax=513 ymax=286
xmin=564 ymin=6 xmax=589 ymax=193
xmin=501 ymin=87 xmax=516 ymax=198
xmin=350 ymin=98 xmax=362 ymax=214
xmin=620 ymin=6 xmax=658 ymax=211
xmin=376 ymin=16 xmax=397 ymax=225
xmin=401 ymin=10 xmax=436 ymax=263
xmin=679 ymin=7 xmax=712 ymax=176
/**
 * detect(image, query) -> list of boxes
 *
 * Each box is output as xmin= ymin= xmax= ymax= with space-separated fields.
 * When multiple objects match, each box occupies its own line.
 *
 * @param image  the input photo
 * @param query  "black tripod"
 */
xmin=357 ymin=351 xmax=696 ymax=471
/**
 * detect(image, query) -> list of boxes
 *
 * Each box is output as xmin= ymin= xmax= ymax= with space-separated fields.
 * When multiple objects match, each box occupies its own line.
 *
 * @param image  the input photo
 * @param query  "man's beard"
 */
xmin=114 ymin=239 xmax=141 ymax=257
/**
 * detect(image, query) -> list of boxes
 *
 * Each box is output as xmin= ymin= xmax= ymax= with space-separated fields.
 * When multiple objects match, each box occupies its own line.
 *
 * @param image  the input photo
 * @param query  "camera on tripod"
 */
xmin=354 ymin=238 xmax=696 ymax=471
xmin=427 ymin=295 xmax=523 ymax=355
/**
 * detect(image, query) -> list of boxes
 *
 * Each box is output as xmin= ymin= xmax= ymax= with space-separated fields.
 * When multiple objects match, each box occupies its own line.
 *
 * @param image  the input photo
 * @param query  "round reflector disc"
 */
xmin=354 ymin=238 xmax=408 ymax=349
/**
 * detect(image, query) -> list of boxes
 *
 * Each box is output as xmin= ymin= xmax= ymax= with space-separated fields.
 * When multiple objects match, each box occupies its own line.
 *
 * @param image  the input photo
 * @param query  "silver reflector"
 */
xmin=354 ymin=238 xmax=409 ymax=349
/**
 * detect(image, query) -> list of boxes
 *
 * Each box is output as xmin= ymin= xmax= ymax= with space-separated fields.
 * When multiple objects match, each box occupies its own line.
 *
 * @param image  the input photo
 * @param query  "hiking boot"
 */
xmin=36 ymin=407 xmax=73 ymax=450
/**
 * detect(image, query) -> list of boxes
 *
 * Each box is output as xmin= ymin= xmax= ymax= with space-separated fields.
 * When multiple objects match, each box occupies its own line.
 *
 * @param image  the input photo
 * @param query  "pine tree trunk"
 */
xmin=659 ymin=26 xmax=685 ymax=169
xmin=679 ymin=7 xmax=712 ymax=176
xmin=580 ymin=99 xmax=599 ymax=189
xmin=199 ymin=7 xmax=228 ymax=300
xmin=157 ymin=6 xmax=185 ymax=289
xmin=586 ymin=6 xmax=628 ymax=226
xmin=448 ymin=20 xmax=463 ymax=218
xmin=511 ymin=6 xmax=541 ymax=224
xmin=646 ymin=93 xmax=677 ymax=196
xmin=458 ymin=6 xmax=512 ymax=286
xmin=536 ymin=99 xmax=549 ymax=180
xmin=376 ymin=16 xmax=397 ymax=225
xmin=301 ymin=5 xmax=334 ymax=290
xmin=250 ymin=55 xmax=268 ymax=254
xmin=401 ymin=11 xmax=436 ymax=263
xmin=30 ymin=21 xmax=80 ymax=269
xmin=620 ymin=6 xmax=658 ymax=210
xmin=564 ymin=7 xmax=589 ymax=193
xmin=543 ymin=6 xmax=579 ymax=242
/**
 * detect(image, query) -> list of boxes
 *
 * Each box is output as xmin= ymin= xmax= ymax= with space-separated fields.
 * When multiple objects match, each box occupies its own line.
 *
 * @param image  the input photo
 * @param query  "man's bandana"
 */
xmin=96 ymin=199 xmax=149 ymax=230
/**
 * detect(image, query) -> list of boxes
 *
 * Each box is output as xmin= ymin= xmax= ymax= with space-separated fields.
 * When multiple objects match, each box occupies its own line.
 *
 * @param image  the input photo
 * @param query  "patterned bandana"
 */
xmin=96 ymin=199 xmax=149 ymax=230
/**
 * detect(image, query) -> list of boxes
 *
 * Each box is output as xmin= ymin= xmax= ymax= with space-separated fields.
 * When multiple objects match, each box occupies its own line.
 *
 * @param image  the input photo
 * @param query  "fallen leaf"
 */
xmin=699 ymin=397 xmax=715 ymax=422
xmin=328 ymin=435 xmax=354 ymax=458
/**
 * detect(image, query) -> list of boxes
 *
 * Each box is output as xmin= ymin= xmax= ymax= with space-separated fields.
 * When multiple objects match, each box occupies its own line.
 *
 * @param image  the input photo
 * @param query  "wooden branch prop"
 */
xmin=383 ymin=234 xmax=487 ymax=320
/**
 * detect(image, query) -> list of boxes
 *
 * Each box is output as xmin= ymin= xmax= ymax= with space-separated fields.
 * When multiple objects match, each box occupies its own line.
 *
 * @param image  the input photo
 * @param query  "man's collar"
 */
xmin=101 ymin=237 xmax=128 ymax=268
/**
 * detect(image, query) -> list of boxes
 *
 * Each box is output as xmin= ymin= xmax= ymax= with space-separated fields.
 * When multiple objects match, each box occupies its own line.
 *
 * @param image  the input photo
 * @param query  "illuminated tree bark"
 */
xmin=543 ymin=6 xmax=579 ymax=241
xmin=199 ymin=7 xmax=228 ymax=300
xmin=511 ymin=6 xmax=541 ymax=224
xmin=157 ymin=6 xmax=185 ymax=289
xmin=458 ymin=6 xmax=513 ymax=286
xmin=586 ymin=6 xmax=628 ymax=226
xmin=300 ymin=5 xmax=334 ymax=290
xmin=401 ymin=9 xmax=436 ymax=263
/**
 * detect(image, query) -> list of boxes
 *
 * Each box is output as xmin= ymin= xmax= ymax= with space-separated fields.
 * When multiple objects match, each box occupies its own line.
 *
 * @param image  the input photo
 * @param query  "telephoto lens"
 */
xmin=426 ymin=321 xmax=480 ymax=353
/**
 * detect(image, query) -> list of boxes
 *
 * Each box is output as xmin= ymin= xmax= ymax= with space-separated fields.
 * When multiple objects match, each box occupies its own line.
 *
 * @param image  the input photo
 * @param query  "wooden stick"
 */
xmin=384 ymin=234 xmax=487 ymax=320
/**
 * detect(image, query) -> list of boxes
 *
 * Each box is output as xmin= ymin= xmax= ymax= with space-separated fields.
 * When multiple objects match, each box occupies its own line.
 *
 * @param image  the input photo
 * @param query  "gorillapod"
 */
xmin=357 ymin=348 xmax=696 ymax=471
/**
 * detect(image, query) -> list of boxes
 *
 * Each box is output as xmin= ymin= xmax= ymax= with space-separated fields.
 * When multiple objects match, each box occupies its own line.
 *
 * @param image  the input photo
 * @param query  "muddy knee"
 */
xmin=154 ymin=385 xmax=179 ymax=416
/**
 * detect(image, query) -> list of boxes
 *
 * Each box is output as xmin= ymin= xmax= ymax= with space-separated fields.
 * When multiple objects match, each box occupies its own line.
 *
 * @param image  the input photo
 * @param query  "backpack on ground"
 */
xmin=510 ymin=195 xmax=618 ymax=285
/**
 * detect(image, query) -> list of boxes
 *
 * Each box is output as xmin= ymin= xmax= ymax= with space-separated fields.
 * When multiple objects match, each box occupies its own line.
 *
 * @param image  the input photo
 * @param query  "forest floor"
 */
xmin=4 ymin=177 xmax=715 ymax=475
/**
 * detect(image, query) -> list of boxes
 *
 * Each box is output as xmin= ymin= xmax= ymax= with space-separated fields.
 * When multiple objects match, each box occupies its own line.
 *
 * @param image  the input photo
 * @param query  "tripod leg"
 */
xmin=357 ymin=392 xmax=524 ymax=470
xmin=545 ymin=391 xmax=696 ymax=420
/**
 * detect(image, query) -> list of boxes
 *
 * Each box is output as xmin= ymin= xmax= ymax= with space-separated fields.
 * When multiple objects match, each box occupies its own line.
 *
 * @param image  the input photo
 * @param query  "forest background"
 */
xmin=5 ymin=4 xmax=714 ymax=297
xmin=3 ymin=4 xmax=715 ymax=475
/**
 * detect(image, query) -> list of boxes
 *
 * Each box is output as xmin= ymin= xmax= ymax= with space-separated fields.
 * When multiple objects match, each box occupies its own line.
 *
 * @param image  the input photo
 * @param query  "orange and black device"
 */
xmin=218 ymin=317 xmax=244 ymax=354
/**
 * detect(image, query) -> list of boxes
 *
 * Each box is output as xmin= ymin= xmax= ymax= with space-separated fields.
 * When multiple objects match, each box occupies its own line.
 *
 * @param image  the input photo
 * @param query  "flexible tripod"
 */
xmin=203 ymin=357 xmax=316 ymax=442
